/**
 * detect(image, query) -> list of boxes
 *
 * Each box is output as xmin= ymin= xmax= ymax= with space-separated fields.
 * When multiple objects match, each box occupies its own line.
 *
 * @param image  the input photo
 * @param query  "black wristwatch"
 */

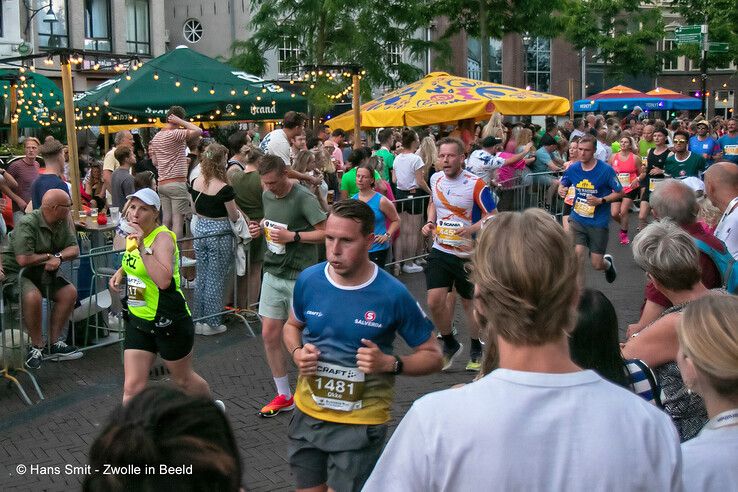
xmin=293 ymin=231 xmax=301 ymax=243
xmin=54 ymin=252 xmax=63 ymax=261
xmin=391 ymin=355 xmax=404 ymax=375
xmin=601 ymin=197 xmax=607 ymax=205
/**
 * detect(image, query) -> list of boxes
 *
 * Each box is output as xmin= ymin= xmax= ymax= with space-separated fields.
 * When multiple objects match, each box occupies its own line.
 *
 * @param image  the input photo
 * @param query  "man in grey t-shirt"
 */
xmin=110 ymin=146 xmax=136 ymax=209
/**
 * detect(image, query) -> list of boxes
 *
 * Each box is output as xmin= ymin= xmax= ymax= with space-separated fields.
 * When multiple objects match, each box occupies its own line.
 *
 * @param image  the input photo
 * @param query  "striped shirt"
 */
xmin=148 ymin=129 xmax=189 ymax=181
xmin=7 ymin=158 xmax=40 ymax=212
xmin=625 ymin=359 xmax=661 ymax=406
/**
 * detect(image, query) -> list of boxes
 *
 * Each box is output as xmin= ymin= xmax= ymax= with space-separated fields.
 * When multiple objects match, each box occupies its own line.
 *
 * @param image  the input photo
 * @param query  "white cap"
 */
xmin=126 ymin=188 xmax=161 ymax=211
xmin=681 ymin=176 xmax=705 ymax=195
xmin=633 ymin=106 xmax=643 ymax=112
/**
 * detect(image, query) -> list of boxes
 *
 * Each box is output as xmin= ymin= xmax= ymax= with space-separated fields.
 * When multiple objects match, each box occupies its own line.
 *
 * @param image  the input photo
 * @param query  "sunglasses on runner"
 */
xmin=673 ymin=139 xmax=687 ymax=143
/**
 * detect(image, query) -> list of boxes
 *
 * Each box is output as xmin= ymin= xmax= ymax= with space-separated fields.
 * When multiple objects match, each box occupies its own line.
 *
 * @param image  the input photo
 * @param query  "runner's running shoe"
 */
xmin=466 ymin=346 xmax=483 ymax=372
xmin=442 ymin=342 xmax=463 ymax=372
xmin=436 ymin=323 xmax=458 ymax=339
xmin=619 ymin=230 xmax=630 ymax=245
xmin=258 ymin=394 xmax=295 ymax=418
xmin=604 ymin=254 xmax=617 ymax=283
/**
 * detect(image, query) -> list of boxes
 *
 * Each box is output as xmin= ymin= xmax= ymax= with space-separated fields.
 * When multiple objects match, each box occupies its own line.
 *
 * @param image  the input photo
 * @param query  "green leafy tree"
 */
xmin=561 ymin=0 xmax=666 ymax=79
xmin=432 ymin=0 xmax=567 ymax=81
xmin=230 ymin=0 xmax=436 ymax=114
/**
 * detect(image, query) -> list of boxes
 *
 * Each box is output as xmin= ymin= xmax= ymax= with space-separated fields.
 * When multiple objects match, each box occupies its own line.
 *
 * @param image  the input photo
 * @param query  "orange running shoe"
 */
xmin=258 ymin=394 xmax=295 ymax=418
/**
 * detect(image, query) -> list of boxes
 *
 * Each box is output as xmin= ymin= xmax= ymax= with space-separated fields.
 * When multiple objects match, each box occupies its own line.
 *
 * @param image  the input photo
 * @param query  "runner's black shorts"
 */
xmin=613 ymin=188 xmax=639 ymax=201
xmin=425 ymin=248 xmax=474 ymax=299
xmin=124 ymin=314 xmax=194 ymax=361
xmin=569 ymin=219 xmax=609 ymax=255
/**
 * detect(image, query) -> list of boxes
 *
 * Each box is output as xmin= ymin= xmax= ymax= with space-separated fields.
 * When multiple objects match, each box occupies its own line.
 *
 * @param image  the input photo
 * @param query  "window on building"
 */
xmin=386 ymin=43 xmax=402 ymax=68
xmin=37 ymin=0 xmax=68 ymax=48
xmin=126 ymin=0 xmax=150 ymax=55
xmin=84 ymin=0 xmax=112 ymax=51
xmin=467 ymin=37 xmax=503 ymax=83
xmin=278 ymin=35 xmax=302 ymax=76
xmin=183 ymin=18 xmax=203 ymax=43
xmin=662 ymin=39 xmax=678 ymax=71
xmin=525 ymin=37 xmax=551 ymax=92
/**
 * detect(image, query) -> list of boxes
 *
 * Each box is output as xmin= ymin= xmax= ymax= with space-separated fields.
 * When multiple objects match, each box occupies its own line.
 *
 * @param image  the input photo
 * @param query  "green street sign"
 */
xmin=675 ymin=25 xmax=702 ymax=35
xmin=708 ymin=42 xmax=730 ymax=53
xmin=676 ymin=34 xmax=702 ymax=45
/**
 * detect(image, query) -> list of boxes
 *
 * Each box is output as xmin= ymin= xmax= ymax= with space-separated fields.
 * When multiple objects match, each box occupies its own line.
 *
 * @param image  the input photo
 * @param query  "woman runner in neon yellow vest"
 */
xmin=109 ymin=188 xmax=217 ymax=406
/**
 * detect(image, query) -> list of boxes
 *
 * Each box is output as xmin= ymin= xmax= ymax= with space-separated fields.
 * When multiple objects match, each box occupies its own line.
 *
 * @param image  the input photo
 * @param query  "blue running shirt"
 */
xmin=561 ymin=160 xmax=622 ymax=228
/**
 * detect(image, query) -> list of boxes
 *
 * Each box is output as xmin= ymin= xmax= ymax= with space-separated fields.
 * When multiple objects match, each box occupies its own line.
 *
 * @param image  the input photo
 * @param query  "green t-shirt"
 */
xmin=340 ymin=167 xmax=382 ymax=198
xmin=375 ymin=148 xmax=395 ymax=182
xmin=1 ymin=209 xmax=77 ymax=276
xmin=230 ymin=169 xmax=264 ymax=221
xmin=639 ymin=139 xmax=656 ymax=158
xmin=262 ymin=183 xmax=327 ymax=280
xmin=664 ymin=152 xmax=705 ymax=178
xmin=122 ymin=225 xmax=190 ymax=321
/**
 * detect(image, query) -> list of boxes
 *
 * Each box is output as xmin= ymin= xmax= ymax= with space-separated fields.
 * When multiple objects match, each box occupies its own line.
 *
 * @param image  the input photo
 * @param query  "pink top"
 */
xmin=496 ymin=152 xmax=526 ymax=184
xmin=611 ymin=152 xmax=639 ymax=193
xmin=148 ymin=129 xmax=189 ymax=181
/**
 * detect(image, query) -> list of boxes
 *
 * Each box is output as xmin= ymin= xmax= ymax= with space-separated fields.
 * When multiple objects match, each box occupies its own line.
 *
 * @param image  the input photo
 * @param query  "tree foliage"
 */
xmin=561 ymin=0 xmax=665 ymax=78
xmin=229 ymin=0 xmax=436 ymax=109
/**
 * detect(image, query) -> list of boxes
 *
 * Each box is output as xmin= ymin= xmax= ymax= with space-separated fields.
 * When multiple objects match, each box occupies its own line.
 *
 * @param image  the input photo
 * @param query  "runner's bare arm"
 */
xmin=422 ymin=201 xmax=436 ymax=236
xmin=398 ymin=336 xmax=443 ymax=376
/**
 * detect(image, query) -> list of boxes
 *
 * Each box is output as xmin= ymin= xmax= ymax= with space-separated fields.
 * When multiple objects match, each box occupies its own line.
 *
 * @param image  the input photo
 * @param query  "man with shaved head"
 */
xmin=704 ymin=161 xmax=738 ymax=259
xmin=1 ymin=189 xmax=81 ymax=369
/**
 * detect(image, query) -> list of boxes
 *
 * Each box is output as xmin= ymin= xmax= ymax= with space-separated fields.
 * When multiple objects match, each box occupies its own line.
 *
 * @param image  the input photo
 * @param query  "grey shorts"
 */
xmin=158 ymin=181 xmax=191 ymax=216
xmin=258 ymin=271 xmax=295 ymax=320
xmin=288 ymin=409 xmax=388 ymax=492
xmin=570 ymin=219 xmax=609 ymax=255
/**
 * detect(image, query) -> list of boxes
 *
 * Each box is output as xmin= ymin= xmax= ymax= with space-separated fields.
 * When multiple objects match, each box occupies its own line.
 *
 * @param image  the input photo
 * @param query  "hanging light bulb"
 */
xmin=114 ymin=86 xmax=120 ymax=93
xmin=193 ymin=85 xmax=199 ymax=92
xmin=153 ymin=72 xmax=159 ymax=80
xmin=44 ymin=55 xmax=54 ymax=66
xmin=230 ymin=88 xmax=236 ymax=96
xmin=125 ymin=73 xmax=132 ymax=81
xmin=209 ymin=86 xmax=215 ymax=95
xmin=175 ymin=79 xmax=181 ymax=87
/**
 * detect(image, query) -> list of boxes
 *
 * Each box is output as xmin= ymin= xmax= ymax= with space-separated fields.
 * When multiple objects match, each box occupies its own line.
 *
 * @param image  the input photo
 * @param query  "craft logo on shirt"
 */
xmin=576 ymin=179 xmax=595 ymax=190
xmin=306 ymin=310 xmax=324 ymax=317
xmin=364 ymin=311 xmax=377 ymax=322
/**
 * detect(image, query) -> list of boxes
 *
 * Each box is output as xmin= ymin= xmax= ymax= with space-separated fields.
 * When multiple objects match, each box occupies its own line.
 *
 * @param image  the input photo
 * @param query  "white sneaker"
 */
xmin=214 ymin=399 xmax=226 ymax=413
xmin=194 ymin=322 xmax=206 ymax=335
xmin=402 ymin=263 xmax=423 ymax=274
xmin=197 ymin=324 xmax=227 ymax=336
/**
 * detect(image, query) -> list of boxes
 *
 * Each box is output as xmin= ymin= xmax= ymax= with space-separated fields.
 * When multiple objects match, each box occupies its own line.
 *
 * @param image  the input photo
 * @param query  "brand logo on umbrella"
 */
xmin=251 ymin=105 xmax=277 ymax=115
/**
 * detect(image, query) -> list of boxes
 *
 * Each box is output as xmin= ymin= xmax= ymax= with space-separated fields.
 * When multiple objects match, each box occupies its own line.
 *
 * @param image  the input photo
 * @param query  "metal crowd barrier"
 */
xmin=0 ymin=228 xmax=255 ymax=405
xmin=494 ymin=171 xmax=566 ymax=218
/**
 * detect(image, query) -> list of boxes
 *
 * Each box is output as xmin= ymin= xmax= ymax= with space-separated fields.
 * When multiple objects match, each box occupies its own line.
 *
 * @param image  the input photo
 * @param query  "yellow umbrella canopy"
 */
xmin=327 ymin=72 xmax=570 ymax=130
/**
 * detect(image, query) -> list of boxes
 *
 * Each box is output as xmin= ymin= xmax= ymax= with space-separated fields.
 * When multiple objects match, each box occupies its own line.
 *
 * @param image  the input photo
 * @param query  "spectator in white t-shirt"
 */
xmin=704 ymin=162 xmax=738 ymax=260
xmin=677 ymin=295 xmax=738 ymax=491
xmin=392 ymin=128 xmax=432 ymax=274
xmin=259 ymin=111 xmax=307 ymax=166
xmin=364 ymin=208 xmax=682 ymax=492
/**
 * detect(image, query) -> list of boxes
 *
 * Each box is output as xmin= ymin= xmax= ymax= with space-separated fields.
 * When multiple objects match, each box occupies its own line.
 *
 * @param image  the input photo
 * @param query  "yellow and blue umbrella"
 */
xmin=327 ymin=72 xmax=571 ymax=130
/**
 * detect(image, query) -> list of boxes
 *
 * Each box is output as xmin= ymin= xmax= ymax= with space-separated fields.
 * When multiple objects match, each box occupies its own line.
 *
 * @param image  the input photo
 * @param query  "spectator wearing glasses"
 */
xmin=1 ymin=189 xmax=81 ymax=370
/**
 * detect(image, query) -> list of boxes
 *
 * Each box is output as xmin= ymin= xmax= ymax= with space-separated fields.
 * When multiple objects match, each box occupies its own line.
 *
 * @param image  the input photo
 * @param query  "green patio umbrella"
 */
xmin=73 ymin=46 xmax=306 ymax=126
xmin=0 ymin=69 xmax=65 ymax=128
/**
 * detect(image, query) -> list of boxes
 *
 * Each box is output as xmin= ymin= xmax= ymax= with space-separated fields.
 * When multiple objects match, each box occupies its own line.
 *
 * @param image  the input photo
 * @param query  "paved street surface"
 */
xmin=1 ymin=226 xmax=645 ymax=491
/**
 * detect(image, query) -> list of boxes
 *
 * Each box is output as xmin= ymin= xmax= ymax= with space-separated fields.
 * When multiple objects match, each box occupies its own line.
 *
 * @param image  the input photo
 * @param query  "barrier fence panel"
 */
xmin=1 ymin=228 xmax=255 ymax=405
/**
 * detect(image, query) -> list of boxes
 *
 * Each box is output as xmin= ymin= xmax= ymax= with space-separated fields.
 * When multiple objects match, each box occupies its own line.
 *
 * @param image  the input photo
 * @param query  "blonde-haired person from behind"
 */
xmin=190 ymin=143 xmax=242 ymax=335
xmin=364 ymin=209 xmax=682 ymax=492
xmin=416 ymin=135 xmax=438 ymax=186
xmin=677 ymin=295 xmax=738 ymax=491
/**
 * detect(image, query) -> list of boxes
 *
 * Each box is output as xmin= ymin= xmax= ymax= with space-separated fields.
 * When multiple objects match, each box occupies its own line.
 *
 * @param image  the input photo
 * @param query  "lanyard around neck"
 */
xmin=707 ymin=408 xmax=738 ymax=430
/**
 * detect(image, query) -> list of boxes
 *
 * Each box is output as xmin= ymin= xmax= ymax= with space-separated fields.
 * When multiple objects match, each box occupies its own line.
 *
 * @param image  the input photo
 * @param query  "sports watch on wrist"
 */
xmin=392 ymin=355 xmax=404 ymax=375
xmin=293 ymin=231 xmax=301 ymax=243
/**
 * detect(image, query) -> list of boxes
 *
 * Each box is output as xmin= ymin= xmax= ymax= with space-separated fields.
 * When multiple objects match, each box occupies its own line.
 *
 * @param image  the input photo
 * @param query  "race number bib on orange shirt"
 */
xmin=617 ymin=172 xmax=632 ymax=188
xmin=308 ymin=361 xmax=366 ymax=412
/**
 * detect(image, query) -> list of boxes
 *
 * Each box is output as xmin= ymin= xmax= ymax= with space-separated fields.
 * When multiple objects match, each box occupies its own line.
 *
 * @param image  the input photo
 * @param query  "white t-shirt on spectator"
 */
xmin=364 ymin=369 xmax=682 ymax=492
xmin=260 ymin=129 xmax=291 ymax=166
xmin=595 ymin=140 xmax=612 ymax=163
xmin=393 ymin=153 xmax=425 ymax=191
xmin=465 ymin=149 xmax=505 ymax=183
xmin=714 ymin=197 xmax=738 ymax=260
xmin=681 ymin=424 xmax=738 ymax=491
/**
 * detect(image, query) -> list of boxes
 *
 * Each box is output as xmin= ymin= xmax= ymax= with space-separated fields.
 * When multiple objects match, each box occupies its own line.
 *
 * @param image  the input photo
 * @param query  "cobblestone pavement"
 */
xmin=0 ymin=227 xmax=644 ymax=491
